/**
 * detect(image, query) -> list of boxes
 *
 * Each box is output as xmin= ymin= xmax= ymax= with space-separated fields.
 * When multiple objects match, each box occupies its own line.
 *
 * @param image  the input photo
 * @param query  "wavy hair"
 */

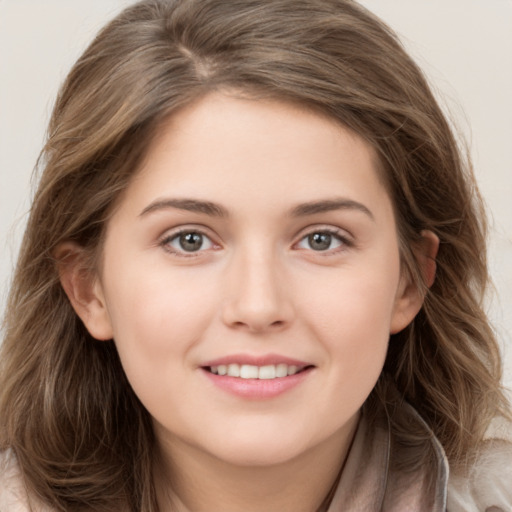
xmin=1 ymin=0 xmax=509 ymax=510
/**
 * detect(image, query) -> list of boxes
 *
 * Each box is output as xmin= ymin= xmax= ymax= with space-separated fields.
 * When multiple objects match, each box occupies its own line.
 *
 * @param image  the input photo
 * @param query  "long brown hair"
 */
xmin=1 ymin=0 xmax=509 ymax=510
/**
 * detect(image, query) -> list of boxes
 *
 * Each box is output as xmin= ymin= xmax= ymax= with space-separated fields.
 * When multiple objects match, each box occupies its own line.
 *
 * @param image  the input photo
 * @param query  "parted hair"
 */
xmin=1 ymin=0 xmax=509 ymax=510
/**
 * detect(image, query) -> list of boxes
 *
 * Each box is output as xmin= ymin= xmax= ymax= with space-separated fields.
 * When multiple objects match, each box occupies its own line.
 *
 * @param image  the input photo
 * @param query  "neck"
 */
xmin=154 ymin=414 xmax=359 ymax=512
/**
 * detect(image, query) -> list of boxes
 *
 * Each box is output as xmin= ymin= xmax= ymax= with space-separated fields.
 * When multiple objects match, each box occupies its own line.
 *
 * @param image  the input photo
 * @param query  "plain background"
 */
xmin=1 ymin=0 xmax=511 ymax=388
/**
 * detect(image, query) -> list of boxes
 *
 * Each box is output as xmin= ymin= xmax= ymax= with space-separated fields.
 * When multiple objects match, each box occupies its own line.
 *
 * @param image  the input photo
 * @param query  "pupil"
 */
xmin=309 ymin=233 xmax=331 ymax=251
xmin=180 ymin=232 xmax=203 ymax=251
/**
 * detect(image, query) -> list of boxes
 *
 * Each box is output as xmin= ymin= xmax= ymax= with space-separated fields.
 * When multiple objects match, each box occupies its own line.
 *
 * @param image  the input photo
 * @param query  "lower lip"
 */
xmin=201 ymin=368 xmax=313 ymax=399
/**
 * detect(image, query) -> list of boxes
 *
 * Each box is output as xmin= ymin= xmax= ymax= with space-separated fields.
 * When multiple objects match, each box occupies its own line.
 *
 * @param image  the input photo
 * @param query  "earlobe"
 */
xmin=390 ymin=230 xmax=439 ymax=334
xmin=55 ymin=242 xmax=114 ymax=341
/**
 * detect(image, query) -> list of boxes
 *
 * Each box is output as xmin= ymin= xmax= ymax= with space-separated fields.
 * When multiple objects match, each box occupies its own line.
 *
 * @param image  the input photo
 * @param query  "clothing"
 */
xmin=0 ymin=451 xmax=47 ymax=512
xmin=1 ymin=403 xmax=511 ymax=511
xmin=325 ymin=400 xmax=512 ymax=511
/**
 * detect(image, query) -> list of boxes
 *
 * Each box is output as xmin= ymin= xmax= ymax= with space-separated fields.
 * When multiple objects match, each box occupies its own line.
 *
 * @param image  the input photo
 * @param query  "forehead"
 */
xmin=116 ymin=92 xmax=394 ymax=224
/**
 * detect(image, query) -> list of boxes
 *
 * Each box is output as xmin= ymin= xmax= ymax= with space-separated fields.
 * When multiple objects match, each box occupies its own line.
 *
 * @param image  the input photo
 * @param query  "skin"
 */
xmin=59 ymin=92 xmax=437 ymax=512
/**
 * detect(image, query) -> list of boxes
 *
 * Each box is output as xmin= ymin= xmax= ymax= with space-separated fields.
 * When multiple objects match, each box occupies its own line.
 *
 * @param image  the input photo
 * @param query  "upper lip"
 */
xmin=201 ymin=353 xmax=313 ymax=369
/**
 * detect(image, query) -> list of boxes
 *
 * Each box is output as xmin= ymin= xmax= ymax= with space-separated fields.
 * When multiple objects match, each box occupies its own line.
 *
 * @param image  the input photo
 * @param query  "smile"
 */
xmin=200 ymin=356 xmax=314 ymax=399
xmin=207 ymin=363 xmax=305 ymax=379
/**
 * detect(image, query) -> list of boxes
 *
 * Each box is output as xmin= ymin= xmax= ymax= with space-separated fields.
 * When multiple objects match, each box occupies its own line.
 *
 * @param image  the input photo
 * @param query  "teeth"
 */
xmin=258 ymin=365 xmax=276 ymax=380
xmin=227 ymin=364 xmax=240 ymax=377
xmin=208 ymin=363 xmax=304 ymax=379
xmin=276 ymin=364 xmax=288 ymax=378
xmin=240 ymin=364 xmax=259 ymax=379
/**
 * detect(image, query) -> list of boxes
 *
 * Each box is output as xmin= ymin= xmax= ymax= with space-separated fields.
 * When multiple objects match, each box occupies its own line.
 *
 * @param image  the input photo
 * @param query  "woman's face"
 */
xmin=84 ymin=93 xmax=421 ymax=467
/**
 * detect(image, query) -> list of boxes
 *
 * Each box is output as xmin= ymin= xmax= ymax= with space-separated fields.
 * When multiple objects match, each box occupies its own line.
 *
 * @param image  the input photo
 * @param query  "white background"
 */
xmin=1 ymin=0 xmax=511 ymax=387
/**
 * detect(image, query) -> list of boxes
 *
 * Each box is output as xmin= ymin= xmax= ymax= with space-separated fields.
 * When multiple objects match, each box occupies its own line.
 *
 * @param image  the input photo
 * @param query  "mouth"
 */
xmin=200 ymin=355 xmax=315 ymax=398
xmin=203 ymin=363 xmax=313 ymax=380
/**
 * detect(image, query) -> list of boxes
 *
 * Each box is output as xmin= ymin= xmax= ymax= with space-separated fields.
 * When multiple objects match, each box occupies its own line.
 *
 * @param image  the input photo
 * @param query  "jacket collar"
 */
xmin=327 ymin=398 xmax=449 ymax=511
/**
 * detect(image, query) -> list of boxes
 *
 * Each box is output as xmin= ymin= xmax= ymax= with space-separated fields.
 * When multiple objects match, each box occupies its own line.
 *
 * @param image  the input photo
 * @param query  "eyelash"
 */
xmin=158 ymin=227 xmax=353 ymax=258
xmin=294 ymin=228 xmax=353 ymax=254
xmin=159 ymin=228 xmax=218 ymax=257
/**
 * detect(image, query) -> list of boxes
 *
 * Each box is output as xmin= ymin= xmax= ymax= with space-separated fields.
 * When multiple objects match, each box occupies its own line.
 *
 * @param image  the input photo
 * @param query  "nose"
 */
xmin=221 ymin=248 xmax=294 ymax=333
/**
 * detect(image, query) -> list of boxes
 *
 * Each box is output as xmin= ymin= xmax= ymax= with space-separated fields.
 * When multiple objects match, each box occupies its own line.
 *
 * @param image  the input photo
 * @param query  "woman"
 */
xmin=1 ymin=0 xmax=511 ymax=510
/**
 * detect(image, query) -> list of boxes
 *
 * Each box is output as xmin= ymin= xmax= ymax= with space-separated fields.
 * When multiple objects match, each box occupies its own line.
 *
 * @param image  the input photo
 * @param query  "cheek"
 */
xmin=102 ymin=259 xmax=219 ymax=368
xmin=303 ymin=261 xmax=399 ymax=336
xmin=298 ymin=252 xmax=401 ymax=377
xmin=100 ymin=264 xmax=222 ymax=422
xmin=319 ymin=290 xmax=392 ymax=377
xmin=302 ymin=272 xmax=397 ymax=417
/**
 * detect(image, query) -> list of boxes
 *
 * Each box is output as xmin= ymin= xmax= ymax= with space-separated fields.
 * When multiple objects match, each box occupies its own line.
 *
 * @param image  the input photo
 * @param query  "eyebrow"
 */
xmin=290 ymin=198 xmax=374 ymax=220
xmin=139 ymin=196 xmax=374 ymax=220
xmin=139 ymin=198 xmax=229 ymax=218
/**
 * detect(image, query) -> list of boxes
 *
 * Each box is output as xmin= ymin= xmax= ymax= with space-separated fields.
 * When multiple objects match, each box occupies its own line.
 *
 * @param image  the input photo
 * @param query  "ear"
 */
xmin=55 ymin=242 xmax=114 ymax=341
xmin=390 ymin=230 xmax=439 ymax=334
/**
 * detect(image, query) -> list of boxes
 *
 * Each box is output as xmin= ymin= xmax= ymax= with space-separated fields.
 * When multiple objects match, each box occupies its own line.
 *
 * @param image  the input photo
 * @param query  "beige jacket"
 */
xmin=326 ymin=401 xmax=512 ymax=511
xmin=1 ymin=403 xmax=511 ymax=511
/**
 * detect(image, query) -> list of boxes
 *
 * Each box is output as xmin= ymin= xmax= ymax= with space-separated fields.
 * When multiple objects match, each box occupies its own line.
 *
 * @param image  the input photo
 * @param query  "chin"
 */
xmin=212 ymin=441 xmax=306 ymax=468
xmin=201 ymin=422 xmax=320 ymax=468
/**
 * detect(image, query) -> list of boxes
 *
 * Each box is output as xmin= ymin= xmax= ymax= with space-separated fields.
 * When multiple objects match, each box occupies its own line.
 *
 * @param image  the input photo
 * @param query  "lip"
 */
xmin=200 ymin=353 xmax=315 ymax=400
xmin=201 ymin=353 xmax=311 ymax=368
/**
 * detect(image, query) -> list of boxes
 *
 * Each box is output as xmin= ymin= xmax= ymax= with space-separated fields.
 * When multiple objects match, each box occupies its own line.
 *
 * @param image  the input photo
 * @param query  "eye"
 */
xmin=162 ymin=230 xmax=215 ymax=254
xmin=296 ymin=230 xmax=349 ymax=252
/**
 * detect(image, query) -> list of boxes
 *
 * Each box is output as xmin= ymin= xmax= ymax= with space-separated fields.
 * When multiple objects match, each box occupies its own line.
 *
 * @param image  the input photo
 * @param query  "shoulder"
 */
xmin=0 ymin=450 xmax=53 ymax=512
xmin=447 ymin=421 xmax=512 ymax=512
xmin=0 ymin=449 xmax=31 ymax=511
